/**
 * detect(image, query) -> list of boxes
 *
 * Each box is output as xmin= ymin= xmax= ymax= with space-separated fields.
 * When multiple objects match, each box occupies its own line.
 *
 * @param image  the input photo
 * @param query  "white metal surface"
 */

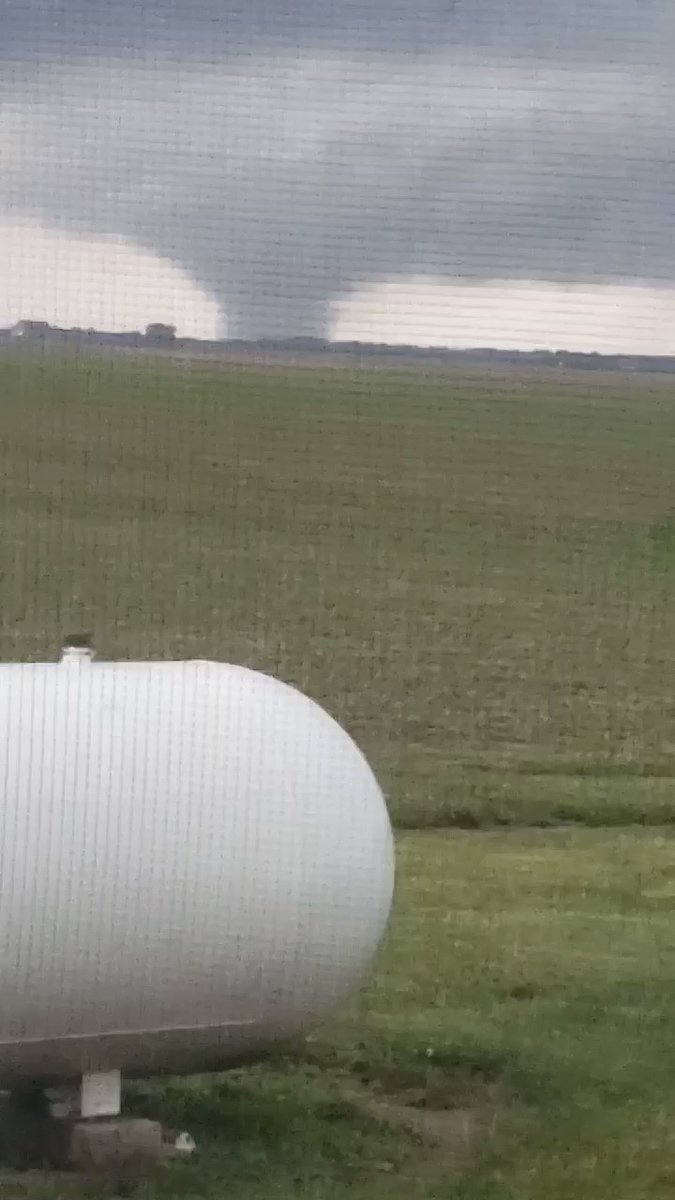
xmin=0 ymin=656 xmax=394 ymax=1084
xmin=80 ymin=1070 xmax=122 ymax=1118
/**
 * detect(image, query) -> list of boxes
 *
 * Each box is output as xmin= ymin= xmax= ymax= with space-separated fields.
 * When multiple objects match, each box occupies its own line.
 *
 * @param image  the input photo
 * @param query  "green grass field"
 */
xmin=2 ymin=350 xmax=675 ymax=1197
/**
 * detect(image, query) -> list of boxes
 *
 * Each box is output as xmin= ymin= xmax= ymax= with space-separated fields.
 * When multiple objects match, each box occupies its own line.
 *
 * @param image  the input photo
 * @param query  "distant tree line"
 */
xmin=1 ymin=321 xmax=673 ymax=375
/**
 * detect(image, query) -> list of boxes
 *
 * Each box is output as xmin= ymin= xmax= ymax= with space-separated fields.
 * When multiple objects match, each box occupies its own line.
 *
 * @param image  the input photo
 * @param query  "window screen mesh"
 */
xmin=0 ymin=3 xmax=674 ymax=1194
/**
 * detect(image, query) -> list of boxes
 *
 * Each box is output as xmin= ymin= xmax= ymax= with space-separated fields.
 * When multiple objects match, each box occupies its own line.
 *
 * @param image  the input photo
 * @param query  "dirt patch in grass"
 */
xmin=359 ymin=1081 xmax=502 ymax=1168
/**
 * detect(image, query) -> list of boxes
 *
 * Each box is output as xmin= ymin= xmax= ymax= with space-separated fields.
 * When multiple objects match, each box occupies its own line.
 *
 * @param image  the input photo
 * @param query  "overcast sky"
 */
xmin=1 ymin=0 xmax=674 ymax=344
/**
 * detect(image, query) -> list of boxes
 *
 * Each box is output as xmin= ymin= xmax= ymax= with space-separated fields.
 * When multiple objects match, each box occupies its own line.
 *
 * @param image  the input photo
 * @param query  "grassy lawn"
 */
xmin=8 ymin=829 xmax=675 ymax=1198
xmin=1 ymin=351 xmax=675 ymax=1195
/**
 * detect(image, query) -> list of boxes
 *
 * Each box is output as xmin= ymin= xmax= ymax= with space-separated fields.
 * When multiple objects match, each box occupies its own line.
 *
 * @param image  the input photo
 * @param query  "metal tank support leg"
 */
xmin=79 ymin=1069 xmax=122 ymax=1119
xmin=53 ymin=1070 xmax=166 ymax=1173
xmin=1 ymin=1071 xmax=169 ymax=1174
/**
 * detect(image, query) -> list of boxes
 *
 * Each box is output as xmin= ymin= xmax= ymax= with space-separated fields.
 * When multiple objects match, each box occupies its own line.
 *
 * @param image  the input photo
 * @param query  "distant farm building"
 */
xmin=11 ymin=320 xmax=51 ymax=340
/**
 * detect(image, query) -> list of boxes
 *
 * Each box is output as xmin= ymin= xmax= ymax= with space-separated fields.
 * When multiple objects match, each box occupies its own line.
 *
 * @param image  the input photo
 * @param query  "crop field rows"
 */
xmin=2 ymin=351 xmax=675 ymax=1197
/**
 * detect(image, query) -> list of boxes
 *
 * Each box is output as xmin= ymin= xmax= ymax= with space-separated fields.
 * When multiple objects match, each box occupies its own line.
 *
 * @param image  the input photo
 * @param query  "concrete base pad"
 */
xmin=0 ymin=1095 xmax=169 ymax=1174
xmin=66 ymin=1118 xmax=164 ymax=1173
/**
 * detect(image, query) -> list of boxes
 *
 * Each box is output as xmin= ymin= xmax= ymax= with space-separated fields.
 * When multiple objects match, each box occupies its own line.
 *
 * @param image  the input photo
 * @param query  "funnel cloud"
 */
xmin=1 ymin=2 xmax=674 ymax=339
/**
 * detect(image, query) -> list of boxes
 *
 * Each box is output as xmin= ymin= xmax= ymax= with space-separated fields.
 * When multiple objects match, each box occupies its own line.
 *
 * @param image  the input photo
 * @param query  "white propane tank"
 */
xmin=0 ymin=645 xmax=394 ymax=1087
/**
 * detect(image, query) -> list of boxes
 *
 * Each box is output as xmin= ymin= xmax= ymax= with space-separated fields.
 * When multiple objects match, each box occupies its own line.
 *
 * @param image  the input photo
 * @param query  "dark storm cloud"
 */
xmin=1 ymin=2 xmax=674 ymax=337
xmin=3 ymin=0 xmax=675 ymax=64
